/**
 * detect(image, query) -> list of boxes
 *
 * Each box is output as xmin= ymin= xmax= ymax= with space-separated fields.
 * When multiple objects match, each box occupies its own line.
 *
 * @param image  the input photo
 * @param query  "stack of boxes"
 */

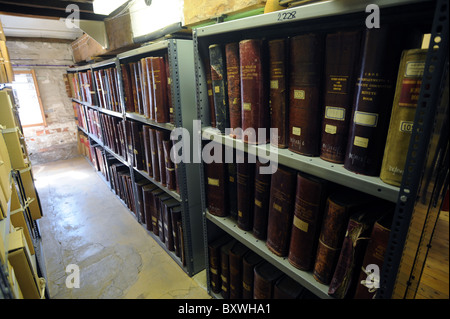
xmin=1 ymin=89 xmax=45 ymax=299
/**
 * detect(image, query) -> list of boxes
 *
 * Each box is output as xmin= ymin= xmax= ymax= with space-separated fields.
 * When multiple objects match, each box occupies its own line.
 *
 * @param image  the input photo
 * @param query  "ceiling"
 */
xmin=0 ymin=0 xmax=108 ymax=40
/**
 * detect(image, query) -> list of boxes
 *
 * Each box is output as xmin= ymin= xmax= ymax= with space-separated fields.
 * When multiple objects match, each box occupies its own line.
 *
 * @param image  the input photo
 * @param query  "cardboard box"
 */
xmin=2 ymin=128 xmax=28 ymax=169
xmin=0 ymin=90 xmax=16 ymax=129
xmin=8 ymin=260 xmax=24 ymax=299
xmin=71 ymin=33 xmax=107 ymax=63
xmin=8 ymin=227 xmax=41 ymax=299
xmin=10 ymin=181 xmax=35 ymax=255
xmin=0 ymin=132 xmax=11 ymax=218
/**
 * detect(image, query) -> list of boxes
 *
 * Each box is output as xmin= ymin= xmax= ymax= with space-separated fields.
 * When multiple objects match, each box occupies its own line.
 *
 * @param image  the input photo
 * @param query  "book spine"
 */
xmin=171 ymin=208 xmax=182 ymax=257
xmin=226 ymin=162 xmax=238 ymax=220
xmin=288 ymin=33 xmax=324 ymax=156
xmin=252 ymin=160 xmax=272 ymax=240
xmin=237 ymin=152 xmax=255 ymax=231
xmin=320 ymin=31 xmax=362 ymax=163
xmin=209 ymin=243 xmax=223 ymax=294
xmin=142 ymin=189 xmax=154 ymax=231
xmin=205 ymin=57 xmax=217 ymax=128
xmin=288 ymin=173 xmax=327 ymax=271
xmin=344 ymin=27 xmax=416 ymax=176
xmin=269 ymin=38 xmax=289 ymax=148
xmin=209 ymin=44 xmax=229 ymax=133
xmin=140 ymin=58 xmax=149 ymax=118
xmin=120 ymin=64 xmax=135 ymax=113
xmin=239 ymin=39 xmax=268 ymax=144
xmin=156 ymin=130 xmax=167 ymax=186
xmin=379 ymin=49 xmax=427 ymax=186
xmin=132 ymin=62 xmax=143 ymax=114
xmin=149 ymin=128 xmax=160 ymax=182
xmin=129 ymin=63 xmax=139 ymax=113
xmin=152 ymin=57 xmax=169 ymax=123
xmin=313 ymin=197 xmax=351 ymax=284
xmin=142 ymin=125 xmax=153 ymax=177
xmin=225 ymin=42 xmax=241 ymax=138
xmin=266 ymin=166 xmax=296 ymax=256
xmin=163 ymin=140 xmax=176 ymax=191
xmin=131 ymin=122 xmax=144 ymax=171
xmin=205 ymin=156 xmax=228 ymax=217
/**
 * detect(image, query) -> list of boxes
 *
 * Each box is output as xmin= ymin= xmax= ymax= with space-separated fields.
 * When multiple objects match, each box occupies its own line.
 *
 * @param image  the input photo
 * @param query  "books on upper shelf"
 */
xmin=69 ymin=70 xmax=95 ymax=105
xmin=93 ymin=66 xmax=122 ymax=113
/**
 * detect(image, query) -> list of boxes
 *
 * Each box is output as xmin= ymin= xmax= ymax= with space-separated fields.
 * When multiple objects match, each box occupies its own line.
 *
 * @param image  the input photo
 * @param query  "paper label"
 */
xmin=399 ymin=121 xmax=414 ymax=133
xmin=354 ymin=111 xmax=378 ymax=127
xmin=273 ymin=203 xmax=282 ymax=212
xmin=405 ymin=61 xmax=425 ymax=77
xmin=214 ymin=86 xmax=220 ymax=93
xmin=294 ymin=89 xmax=305 ymax=100
xmin=325 ymin=124 xmax=337 ymax=134
xmin=255 ymin=199 xmax=262 ymax=207
xmin=243 ymin=103 xmax=251 ymax=111
xmin=270 ymin=80 xmax=279 ymax=89
xmin=293 ymin=216 xmax=308 ymax=232
xmin=208 ymin=89 xmax=213 ymax=96
xmin=292 ymin=126 xmax=301 ymax=136
xmin=208 ymin=178 xmax=220 ymax=186
xmin=354 ymin=136 xmax=369 ymax=148
xmin=325 ymin=106 xmax=345 ymax=121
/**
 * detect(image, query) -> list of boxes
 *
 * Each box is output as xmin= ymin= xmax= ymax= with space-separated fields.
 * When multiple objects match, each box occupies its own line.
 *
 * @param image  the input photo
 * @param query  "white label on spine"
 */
xmin=354 ymin=111 xmax=378 ymax=127
xmin=325 ymin=106 xmax=345 ymax=121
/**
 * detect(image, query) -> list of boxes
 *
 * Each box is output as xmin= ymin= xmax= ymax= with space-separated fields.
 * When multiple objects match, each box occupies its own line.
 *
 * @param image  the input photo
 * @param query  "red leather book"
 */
xmin=242 ymin=250 xmax=264 ymax=299
xmin=320 ymin=30 xmax=362 ymax=163
xmin=268 ymin=38 xmax=288 ymax=148
xmin=151 ymin=57 xmax=169 ymax=123
xmin=252 ymin=160 xmax=272 ymax=240
xmin=205 ymin=144 xmax=228 ymax=217
xmin=142 ymin=184 xmax=158 ymax=231
xmin=253 ymin=261 xmax=284 ymax=299
xmin=229 ymin=241 xmax=249 ymax=299
xmin=266 ymin=165 xmax=297 ymax=257
xmin=128 ymin=62 xmax=139 ymax=113
xmin=149 ymin=128 xmax=160 ymax=182
xmin=131 ymin=62 xmax=143 ymax=114
xmin=313 ymin=190 xmax=369 ymax=285
xmin=120 ymin=64 xmax=135 ymax=113
xmin=163 ymin=140 xmax=176 ymax=191
xmin=354 ymin=213 xmax=392 ymax=299
xmin=156 ymin=129 xmax=168 ymax=186
xmin=288 ymin=173 xmax=328 ymax=271
xmin=328 ymin=204 xmax=390 ymax=298
xmin=237 ymin=152 xmax=255 ymax=231
xmin=220 ymin=239 xmax=237 ymax=299
xmin=225 ymin=42 xmax=241 ymax=138
xmin=239 ymin=39 xmax=268 ymax=144
xmin=208 ymin=235 xmax=233 ymax=294
xmin=288 ymin=33 xmax=324 ymax=156
xmin=344 ymin=27 xmax=421 ymax=176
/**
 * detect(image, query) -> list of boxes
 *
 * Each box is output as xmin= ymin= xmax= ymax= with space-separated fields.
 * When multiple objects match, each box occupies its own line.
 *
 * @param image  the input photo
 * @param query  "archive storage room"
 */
xmin=0 ymin=0 xmax=448 ymax=307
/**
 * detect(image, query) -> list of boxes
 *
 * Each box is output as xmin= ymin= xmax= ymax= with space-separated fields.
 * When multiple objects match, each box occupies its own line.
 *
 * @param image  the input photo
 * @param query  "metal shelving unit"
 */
xmin=67 ymin=39 xmax=205 ymax=276
xmin=194 ymin=0 xmax=445 ymax=299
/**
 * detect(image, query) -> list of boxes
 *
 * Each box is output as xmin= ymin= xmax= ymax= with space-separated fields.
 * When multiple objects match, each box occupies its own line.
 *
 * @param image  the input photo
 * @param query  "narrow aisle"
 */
xmin=33 ymin=156 xmax=209 ymax=299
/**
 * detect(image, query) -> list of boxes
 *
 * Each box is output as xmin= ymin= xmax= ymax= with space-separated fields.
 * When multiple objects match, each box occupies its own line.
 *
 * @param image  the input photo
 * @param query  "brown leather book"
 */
xmin=140 ymin=58 xmax=150 ymax=118
xmin=135 ymin=180 xmax=150 ymax=222
xmin=209 ymin=44 xmax=229 ymax=133
xmin=204 ymin=57 xmax=216 ymax=128
xmin=157 ymin=193 xmax=172 ymax=243
xmin=162 ymin=199 xmax=179 ymax=251
xmin=149 ymin=128 xmax=160 ymax=182
xmin=344 ymin=27 xmax=422 ymax=176
xmin=131 ymin=62 xmax=143 ymax=114
xmin=328 ymin=204 xmax=391 ymax=298
xmin=142 ymin=125 xmax=153 ymax=177
xmin=93 ymin=70 xmax=104 ymax=109
xmin=150 ymin=189 xmax=165 ymax=236
xmin=237 ymin=152 xmax=255 ymax=230
xmin=313 ymin=190 xmax=370 ymax=285
xmin=288 ymin=33 xmax=324 ymax=156
xmin=142 ymin=184 xmax=158 ymax=231
xmin=163 ymin=140 xmax=176 ymax=190
xmin=239 ymin=39 xmax=268 ymax=144
xmin=128 ymin=63 xmax=139 ymax=113
xmin=273 ymin=275 xmax=306 ymax=299
xmin=229 ymin=241 xmax=249 ymax=299
xmin=266 ymin=165 xmax=297 ymax=257
xmin=288 ymin=173 xmax=328 ymax=271
xmin=252 ymin=160 xmax=272 ymax=240
xmin=269 ymin=38 xmax=289 ymax=148
xmin=220 ymin=239 xmax=237 ymax=299
xmin=120 ymin=64 xmax=135 ymax=113
xmin=171 ymin=206 xmax=182 ymax=257
xmin=144 ymin=57 xmax=155 ymax=120
xmin=380 ymin=49 xmax=427 ymax=186
xmin=354 ymin=213 xmax=392 ymax=299
xmin=208 ymin=235 xmax=233 ymax=294
xmin=320 ymin=30 xmax=362 ymax=163
xmin=151 ymin=56 xmax=169 ymax=123
xmin=130 ymin=121 xmax=145 ymax=170
xmin=156 ymin=129 xmax=169 ymax=186
xmin=225 ymin=42 xmax=241 ymax=138
xmin=226 ymin=161 xmax=238 ymax=220
xmin=242 ymin=250 xmax=264 ymax=299
xmin=205 ymin=141 xmax=228 ymax=217
xmin=253 ymin=261 xmax=284 ymax=299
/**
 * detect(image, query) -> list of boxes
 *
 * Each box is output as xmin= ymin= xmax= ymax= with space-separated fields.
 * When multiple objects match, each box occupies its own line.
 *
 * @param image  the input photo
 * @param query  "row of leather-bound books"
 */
xmin=73 ymin=102 xmax=102 ymax=141
xmin=206 ymin=26 xmax=427 ymax=187
xmin=68 ymin=71 xmax=95 ymax=106
xmin=205 ymin=145 xmax=394 ymax=298
xmin=97 ymin=112 xmax=179 ymax=193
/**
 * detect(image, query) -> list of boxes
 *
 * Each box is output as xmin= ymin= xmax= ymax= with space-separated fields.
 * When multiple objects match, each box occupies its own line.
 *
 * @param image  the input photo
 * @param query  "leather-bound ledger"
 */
xmin=121 ymin=64 xmax=135 ymax=113
xmin=288 ymin=173 xmax=328 ymax=271
xmin=220 ymin=239 xmax=237 ymax=299
xmin=266 ymin=165 xmax=297 ymax=257
xmin=288 ymin=33 xmax=324 ymax=156
xmin=320 ymin=30 xmax=362 ymax=163
xmin=240 ymin=39 xmax=268 ymax=144
xmin=131 ymin=62 xmax=143 ymax=114
xmin=344 ymin=27 xmax=422 ymax=176
xmin=204 ymin=57 xmax=216 ymax=128
xmin=158 ymin=193 xmax=172 ymax=242
xmin=170 ymin=206 xmax=182 ymax=257
xmin=163 ymin=140 xmax=176 ymax=190
xmin=229 ymin=242 xmax=249 ymax=299
xmin=273 ymin=275 xmax=305 ymax=299
xmin=140 ymin=58 xmax=150 ymax=118
xmin=205 ymin=142 xmax=228 ymax=217
xmin=226 ymin=162 xmax=238 ymax=220
xmin=242 ymin=251 xmax=264 ymax=299
xmin=149 ymin=128 xmax=160 ymax=182
xmin=354 ymin=213 xmax=392 ymax=299
xmin=253 ymin=261 xmax=284 ymax=299
xmin=150 ymin=189 xmax=164 ymax=236
xmin=142 ymin=184 xmax=158 ymax=231
xmin=128 ymin=63 xmax=139 ymax=113
xmin=225 ymin=42 xmax=241 ymax=138
xmin=208 ymin=235 xmax=233 ymax=294
xmin=156 ymin=130 xmax=168 ymax=186
xmin=142 ymin=125 xmax=153 ymax=177
xmin=135 ymin=180 xmax=149 ymax=222
xmin=162 ymin=199 xmax=179 ymax=251
xmin=269 ymin=38 xmax=289 ymax=148
xmin=328 ymin=204 xmax=391 ymax=298
xmin=151 ymin=57 xmax=169 ymax=123
xmin=252 ymin=160 xmax=272 ymax=240
xmin=380 ymin=49 xmax=427 ymax=186
xmin=130 ymin=121 xmax=145 ymax=170
xmin=237 ymin=152 xmax=255 ymax=231
xmin=313 ymin=190 xmax=369 ymax=285
xmin=209 ymin=44 xmax=229 ymax=133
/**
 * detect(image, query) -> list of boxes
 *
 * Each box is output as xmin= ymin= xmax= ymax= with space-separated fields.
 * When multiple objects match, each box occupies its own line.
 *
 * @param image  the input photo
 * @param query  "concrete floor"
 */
xmin=33 ymin=156 xmax=211 ymax=299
